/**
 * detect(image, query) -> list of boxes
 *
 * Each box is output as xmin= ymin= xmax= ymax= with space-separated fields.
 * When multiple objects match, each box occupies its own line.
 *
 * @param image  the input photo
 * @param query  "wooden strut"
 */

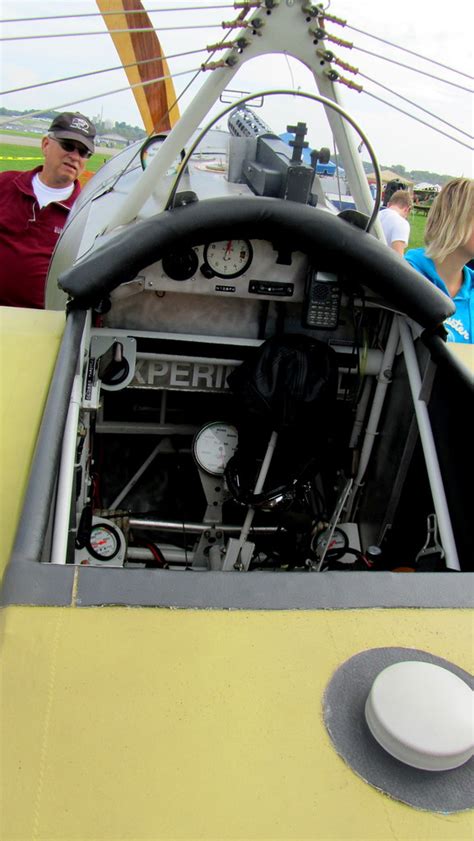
xmin=95 ymin=0 xmax=180 ymax=134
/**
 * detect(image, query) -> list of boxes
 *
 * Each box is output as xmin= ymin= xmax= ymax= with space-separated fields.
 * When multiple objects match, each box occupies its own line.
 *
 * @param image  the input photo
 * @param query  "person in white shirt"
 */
xmin=379 ymin=189 xmax=412 ymax=256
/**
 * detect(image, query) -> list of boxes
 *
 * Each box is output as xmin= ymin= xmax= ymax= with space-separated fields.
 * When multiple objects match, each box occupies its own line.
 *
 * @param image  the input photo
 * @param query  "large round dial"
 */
xmin=203 ymin=239 xmax=252 ymax=278
xmin=193 ymin=422 xmax=238 ymax=475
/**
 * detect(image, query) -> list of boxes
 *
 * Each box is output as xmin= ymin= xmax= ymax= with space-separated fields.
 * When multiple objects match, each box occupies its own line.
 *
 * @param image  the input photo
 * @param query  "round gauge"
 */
xmin=314 ymin=526 xmax=348 ymax=560
xmin=140 ymin=134 xmax=182 ymax=174
xmin=193 ymin=422 xmax=238 ymax=476
xmin=140 ymin=134 xmax=167 ymax=170
xmin=203 ymin=239 xmax=252 ymax=279
xmin=88 ymin=523 xmax=121 ymax=561
xmin=162 ymin=248 xmax=199 ymax=281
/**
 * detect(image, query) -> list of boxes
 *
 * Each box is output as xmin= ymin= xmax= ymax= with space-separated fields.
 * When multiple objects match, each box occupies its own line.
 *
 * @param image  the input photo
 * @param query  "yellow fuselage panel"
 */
xmin=1 ymin=604 xmax=472 ymax=840
xmin=0 ymin=308 xmax=65 ymax=581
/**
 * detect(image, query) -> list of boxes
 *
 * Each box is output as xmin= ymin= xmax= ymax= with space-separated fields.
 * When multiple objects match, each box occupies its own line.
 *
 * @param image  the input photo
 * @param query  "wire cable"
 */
xmin=362 ymin=88 xmax=473 ymax=151
xmin=1 ymin=5 xmax=234 ymax=23
xmin=1 ymin=24 xmax=222 ymax=41
xmin=0 ymin=49 xmax=207 ymax=97
xmin=344 ymin=23 xmax=473 ymax=81
xmin=359 ymin=71 xmax=473 ymax=140
xmin=0 ymin=67 xmax=203 ymax=128
xmin=351 ymin=44 xmax=472 ymax=93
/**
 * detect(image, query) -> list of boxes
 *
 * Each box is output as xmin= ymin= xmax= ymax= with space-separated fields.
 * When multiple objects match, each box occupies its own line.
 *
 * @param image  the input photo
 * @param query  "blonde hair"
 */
xmin=424 ymin=177 xmax=474 ymax=262
xmin=388 ymin=189 xmax=412 ymax=209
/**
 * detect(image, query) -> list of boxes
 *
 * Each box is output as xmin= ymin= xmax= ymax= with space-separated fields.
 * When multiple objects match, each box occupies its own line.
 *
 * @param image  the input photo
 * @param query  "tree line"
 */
xmin=361 ymin=159 xmax=454 ymax=187
xmin=0 ymin=108 xmax=146 ymax=143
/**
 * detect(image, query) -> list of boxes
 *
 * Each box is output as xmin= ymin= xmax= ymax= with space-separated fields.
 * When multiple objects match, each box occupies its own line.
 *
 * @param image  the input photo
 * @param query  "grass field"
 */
xmin=407 ymin=211 xmax=427 ymax=250
xmin=0 ymin=142 xmax=43 ymax=169
xmin=0 ymin=141 xmax=112 ymax=176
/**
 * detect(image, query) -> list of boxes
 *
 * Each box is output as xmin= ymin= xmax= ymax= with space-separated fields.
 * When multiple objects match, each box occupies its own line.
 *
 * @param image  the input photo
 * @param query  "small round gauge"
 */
xmin=203 ymin=239 xmax=252 ymax=279
xmin=193 ymin=421 xmax=238 ymax=476
xmin=162 ymin=248 xmax=199 ymax=281
xmin=88 ymin=523 xmax=121 ymax=561
xmin=314 ymin=526 xmax=349 ymax=561
xmin=140 ymin=134 xmax=167 ymax=170
xmin=140 ymin=134 xmax=182 ymax=174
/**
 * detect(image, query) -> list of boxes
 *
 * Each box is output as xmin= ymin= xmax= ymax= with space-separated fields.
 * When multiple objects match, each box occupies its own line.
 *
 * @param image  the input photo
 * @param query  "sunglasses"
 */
xmin=50 ymin=136 xmax=92 ymax=159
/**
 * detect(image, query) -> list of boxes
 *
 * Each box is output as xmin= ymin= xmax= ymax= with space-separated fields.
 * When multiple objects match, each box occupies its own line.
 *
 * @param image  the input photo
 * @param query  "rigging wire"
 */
xmin=1 ymin=5 xmax=470 ymax=160
xmin=0 ymin=49 xmax=207 ymax=97
xmin=361 ymin=88 xmax=473 ymax=151
xmin=359 ymin=72 xmax=473 ymax=140
xmin=1 ymin=25 xmax=222 ymax=41
xmin=350 ymin=44 xmax=472 ymax=93
xmin=1 ymin=5 xmax=234 ymax=23
xmin=0 ymin=68 xmax=203 ymax=128
xmin=146 ymin=11 xmax=248 ymax=134
xmin=344 ymin=22 xmax=473 ymax=81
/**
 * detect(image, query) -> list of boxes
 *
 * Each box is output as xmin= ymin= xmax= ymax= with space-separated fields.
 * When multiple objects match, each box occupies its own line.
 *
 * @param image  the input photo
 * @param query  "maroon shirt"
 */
xmin=0 ymin=167 xmax=81 ymax=308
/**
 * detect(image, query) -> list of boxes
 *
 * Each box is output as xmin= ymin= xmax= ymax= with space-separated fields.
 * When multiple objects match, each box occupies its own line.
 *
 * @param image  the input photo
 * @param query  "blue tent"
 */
xmin=279 ymin=132 xmax=337 ymax=174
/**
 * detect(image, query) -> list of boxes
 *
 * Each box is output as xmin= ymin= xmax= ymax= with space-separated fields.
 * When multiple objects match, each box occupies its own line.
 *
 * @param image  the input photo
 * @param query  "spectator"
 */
xmin=0 ymin=112 xmax=96 ymax=309
xmin=379 ymin=189 xmax=412 ymax=255
xmin=405 ymin=177 xmax=474 ymax=343
xmin=382 ymin=178 xmax=407 ymax=206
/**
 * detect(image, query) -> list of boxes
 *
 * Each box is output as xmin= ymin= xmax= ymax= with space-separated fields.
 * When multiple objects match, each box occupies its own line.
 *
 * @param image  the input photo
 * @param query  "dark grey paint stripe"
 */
xmin=1 ymin=563 xmax=472 ymax=609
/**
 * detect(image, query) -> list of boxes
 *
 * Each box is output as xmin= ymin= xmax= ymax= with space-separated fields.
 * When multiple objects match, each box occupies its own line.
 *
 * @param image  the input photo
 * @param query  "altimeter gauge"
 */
xmin=193 ymin=422 xmax=238 ymax=476
xmin=203 ymin=239 xmax=252 ymax=278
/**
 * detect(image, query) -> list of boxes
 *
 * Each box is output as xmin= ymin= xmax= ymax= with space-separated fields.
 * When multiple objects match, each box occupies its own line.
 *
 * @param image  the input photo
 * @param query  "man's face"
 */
xmin=40 ymin=135 xmax=88 ymax=187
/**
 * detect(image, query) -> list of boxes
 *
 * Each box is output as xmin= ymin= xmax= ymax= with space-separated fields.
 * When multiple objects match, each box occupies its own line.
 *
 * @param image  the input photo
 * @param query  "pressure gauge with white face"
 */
xmin=88 ymin=522 xmax=121 ymax=561
xmin=193 ymin=422 xmax=238 ymax=476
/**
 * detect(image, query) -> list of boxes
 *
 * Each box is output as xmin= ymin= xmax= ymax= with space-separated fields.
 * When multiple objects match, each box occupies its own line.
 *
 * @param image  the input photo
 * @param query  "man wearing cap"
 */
xmin=0 ymin=112 xmax=96 ymax=309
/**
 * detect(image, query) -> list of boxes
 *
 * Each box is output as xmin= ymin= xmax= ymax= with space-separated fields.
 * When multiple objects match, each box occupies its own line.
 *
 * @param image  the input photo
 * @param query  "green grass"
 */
xmin=0 ymin=128 xmax=46 ymax=138
xmin=408 ymin=212 xmax=427 ymax=250
xmin=0 ymin=142 xmax=43 ymax=170
xmin=0 ymin=141 xmax=109 ymax=174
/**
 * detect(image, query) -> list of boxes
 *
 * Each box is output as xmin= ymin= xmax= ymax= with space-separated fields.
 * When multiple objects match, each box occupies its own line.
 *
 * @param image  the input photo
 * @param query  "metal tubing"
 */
xmin=347 ymin=317 xmax=400 ymax=517
xmin=127 ymin=546 xmax=194 ymax=565
xmin=50 ymin=374 xmax=83 ymax=564
xmin=398 ymin=318 xmax=460 ymax=570
xmin=234 ymin=429 xmax=279 ymax=565
xmin=109 ymin=438 xmax=171 ymax=510
xmin=348 ymin=376 xmax=373 ymax=449
xmin=129 ymin=517 xmax=279 ymax=535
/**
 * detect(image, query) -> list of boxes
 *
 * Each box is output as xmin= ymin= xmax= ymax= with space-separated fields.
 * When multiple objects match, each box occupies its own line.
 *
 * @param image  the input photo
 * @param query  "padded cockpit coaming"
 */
xmin=59 ymin=197 xmax=454 ymax=330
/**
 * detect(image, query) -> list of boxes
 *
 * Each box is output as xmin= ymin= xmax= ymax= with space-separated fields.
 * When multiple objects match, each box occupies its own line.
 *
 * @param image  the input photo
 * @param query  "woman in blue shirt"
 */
xmin=405 ymin=178 xmax=474 ymax=343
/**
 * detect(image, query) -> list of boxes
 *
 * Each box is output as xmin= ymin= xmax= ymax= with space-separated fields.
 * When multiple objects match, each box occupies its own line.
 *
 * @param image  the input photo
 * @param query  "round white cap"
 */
xmin=365 ymin=661 xmax=473 ymax=771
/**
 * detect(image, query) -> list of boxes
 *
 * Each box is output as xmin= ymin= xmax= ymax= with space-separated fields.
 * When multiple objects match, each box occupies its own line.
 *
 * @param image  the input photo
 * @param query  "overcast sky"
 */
xmin=1 ymin=0 xmax=472 ymax=176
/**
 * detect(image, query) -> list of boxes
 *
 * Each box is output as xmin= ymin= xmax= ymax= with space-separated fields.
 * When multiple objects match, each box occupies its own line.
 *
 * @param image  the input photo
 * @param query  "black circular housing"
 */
xmin=162 ymin=248 xmax=199 ymax=281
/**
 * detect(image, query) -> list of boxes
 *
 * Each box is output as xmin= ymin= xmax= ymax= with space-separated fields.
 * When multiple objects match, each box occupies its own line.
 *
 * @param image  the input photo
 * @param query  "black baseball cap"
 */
xmin=48 ymin=112 xmax=96 ymax=154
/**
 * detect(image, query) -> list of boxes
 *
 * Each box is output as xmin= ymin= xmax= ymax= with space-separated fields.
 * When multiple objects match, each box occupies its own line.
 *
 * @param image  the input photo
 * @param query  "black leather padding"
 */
xmin=59 ymin=196 xmax=454 ymax=329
